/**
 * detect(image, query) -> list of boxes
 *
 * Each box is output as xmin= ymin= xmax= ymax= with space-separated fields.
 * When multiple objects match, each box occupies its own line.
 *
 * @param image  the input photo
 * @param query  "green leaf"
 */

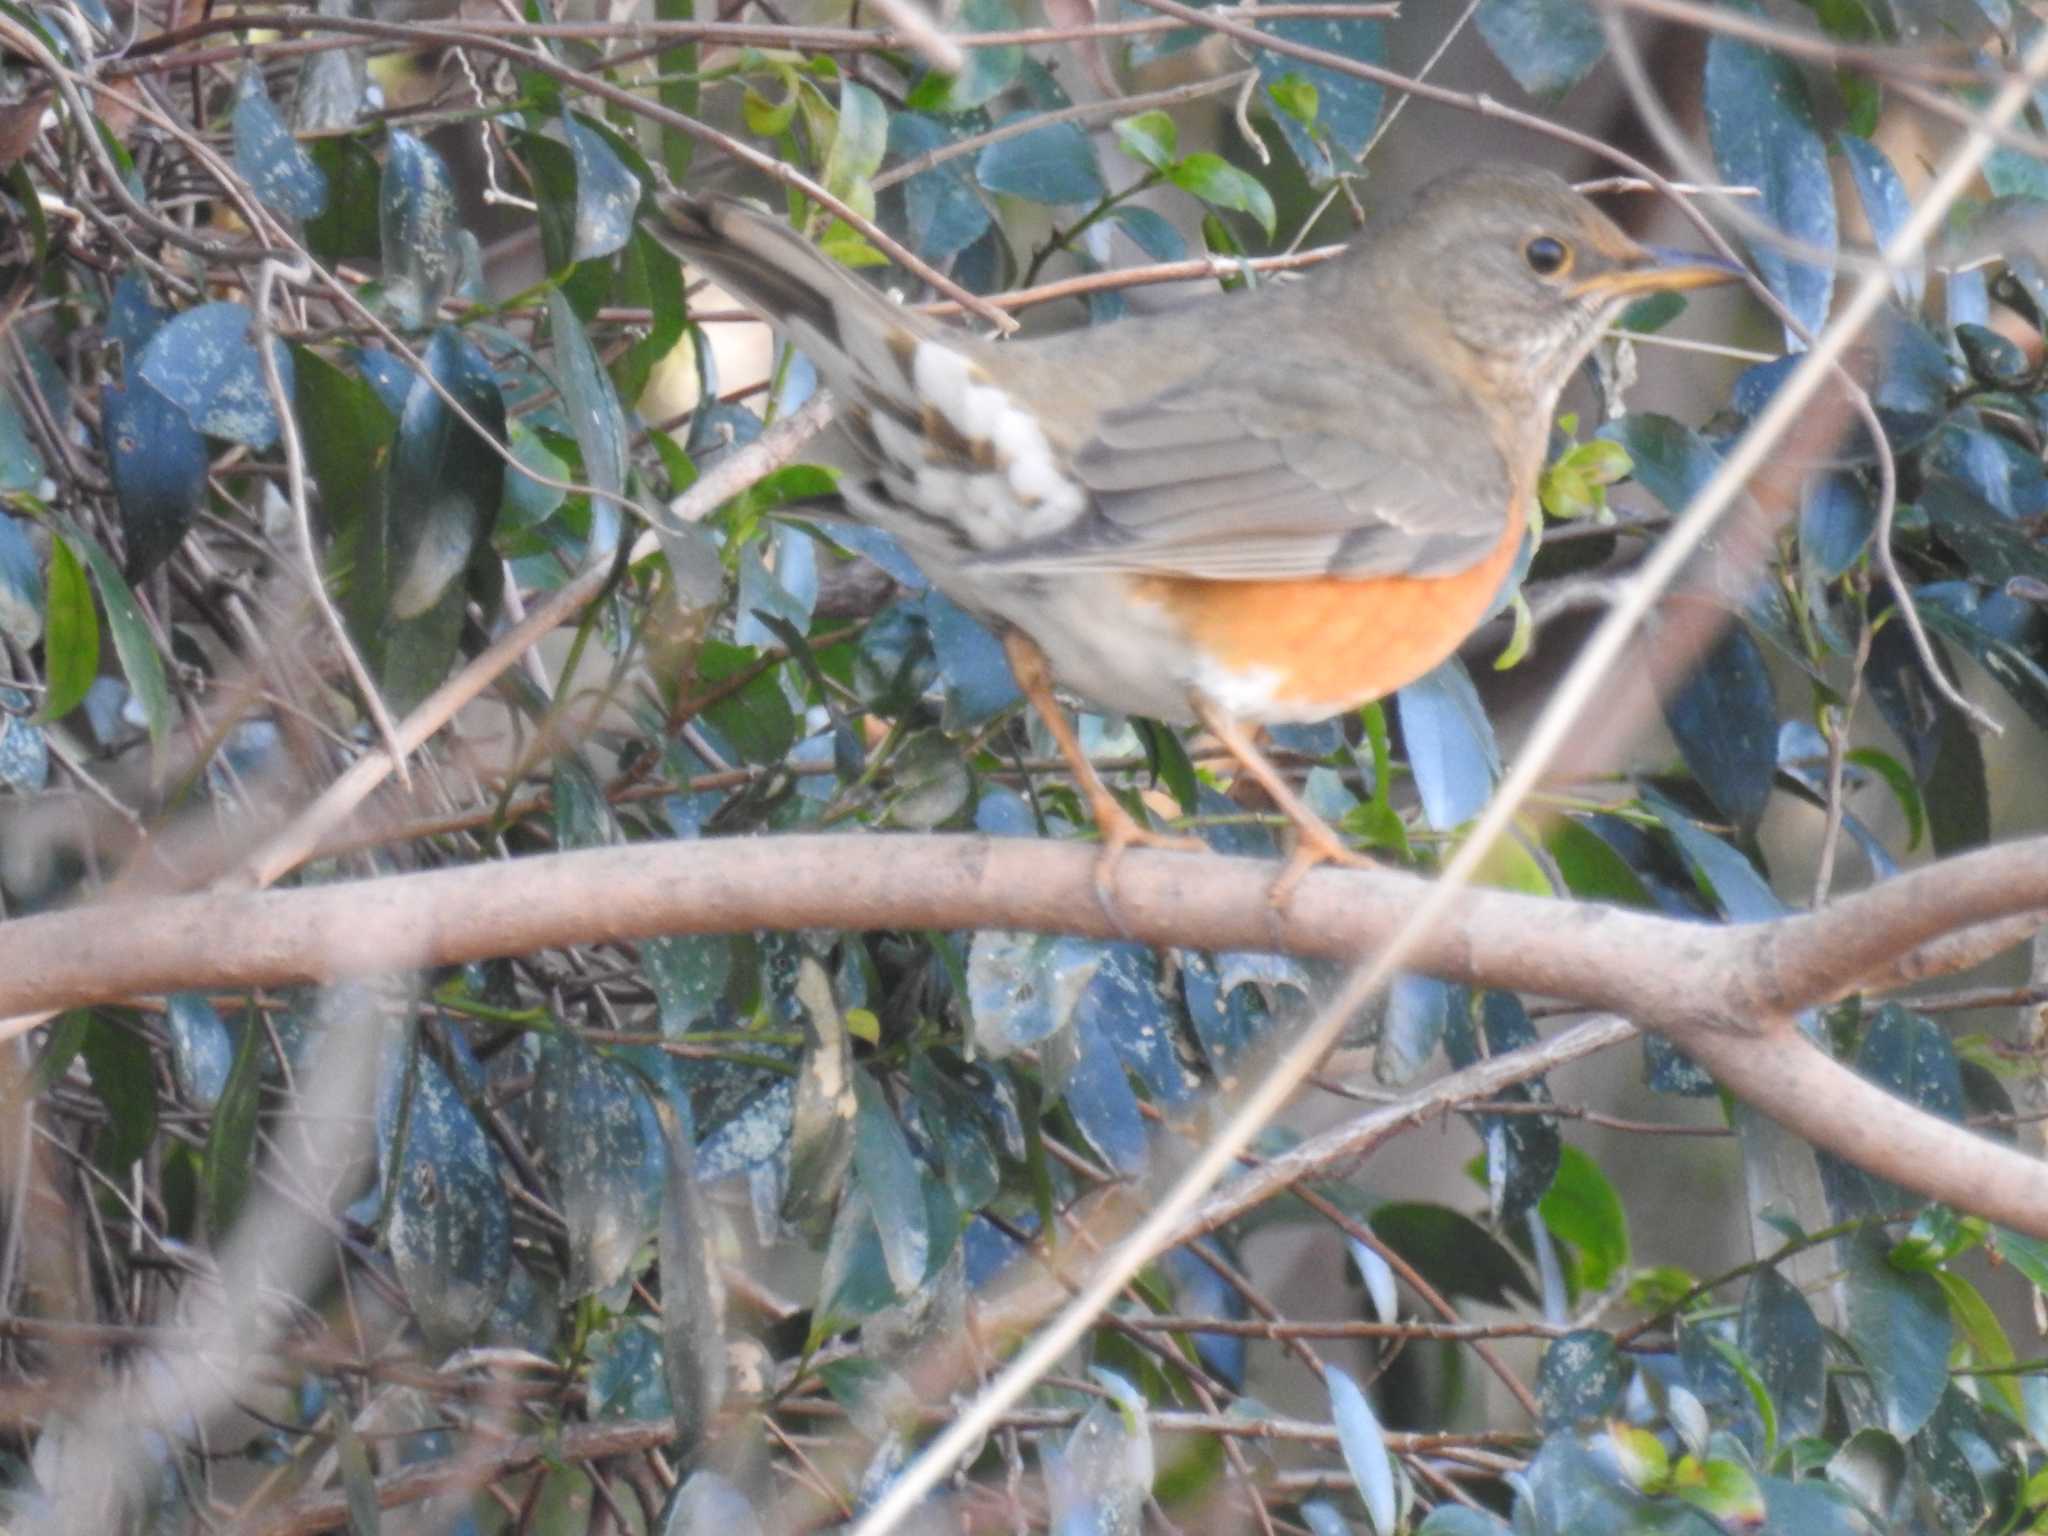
xmin=1538 ymin=1143 xmax=1630 ymax=1292
xmin=823 ymin=80 xmax=888 ymax=212
xmin=1112 ymin=110 xmax=1177 ymax=172
xmin=1703 ymin=3 xmax=1838 ymax=339
xmin=1738 ymin=1267 xmax=1824 ymax=1446
xmin=1475 ymin=0 xmax=1605 ymax=97
xmin=1932 ymin=1270 xmax=2024 ymax=1422
xmin=904 ymin=0 xmax=1020 ymax=113
xmin=203 ymin=1006 xmax=266 ymax=1238
xmin=976 ymin=116 xmax=1106 ymax=206
xmin=1166 ymin=153 xmax=1276 ymax=237
xmin=655 ymin=0 xmax=698 ymax=179
xmin=1537 ymin=1330 xmax=1624 ymax=1428
xmin=1843 ymin=1229 xmax=1950 ymax=1439
xmin=1266 ymin=73 xmax=1319 ymax=127
xmin=35 ymin=533 xmax=96 ymax=724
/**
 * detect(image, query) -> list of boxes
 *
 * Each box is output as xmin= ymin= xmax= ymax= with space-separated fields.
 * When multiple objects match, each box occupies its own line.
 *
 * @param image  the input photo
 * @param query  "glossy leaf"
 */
xmin=653 ymin=1097 xmax=727 ymax=1452
xmin=379 ymin=130 xmax=461 ymax=327
xmin=1376 ymin=973 xmax=1455 ymax=1086
xmin=387 ymin=327 xmax=506 ymax=619
xmin=908 ymin=0 xmax=1021 ymax=112
xmin=1368 ymin=1202 xmax=1534 ymax=1307
xmin=1476 ymin=0 xmax=1604 ymax=97
xmin=1166 ymin=153 xmax=1277 ymax=239
xmin=35 ymin=533 xmax=94 ymax=724
xmin=1843 ymin=1229 xmax=1950 ymax=1439
xmin=101 ymin=379 xmax=207 ymax=582
xmin=1538 ymin=1330 xmax=1625 ymax=1429
xmin=1739 ymin=1267 xmax=1825 ymax=1445
xmin=1325 ymin=1365 xmax=1398 ymax=1534
xmin=852 ymin=1067 xmax=933 ymax=1292
xmin=548 ymin=287 xmax=626 ymax=558
xmin=1538 ymin=1143 xmax=1630 ymax=1292
xmin=563 ymin=112 xmax=641 ymax=261
xmin=1704 ymin=6 xmax=1838 ymax=343
xmin=888 ymin=113 xmax=992 ymax=264
xmin=976 ymin=116 xmax=1105 ymax=206
xmin=1396 ymin=659 xmax=1500 ymax=830
xmin=231 ymin=65 xmax=327 ymax=219
xmin=1837 ymin=132 xmax=1920 ymax=306
xmin=1254 ymin=16 xmax=1384 ymax=178
xmin=377 ymin=1044 xmax=512 ymax=1344
xmin=164 ymin=992 xmax=232 ymax=1110
xmin=136 ymin=302 xmax=293 ymax=449
xmin=532 ymin=1035 xmax=659 ymax=1298
xmin=1657 ymin=618 xmax=1777 ymax=833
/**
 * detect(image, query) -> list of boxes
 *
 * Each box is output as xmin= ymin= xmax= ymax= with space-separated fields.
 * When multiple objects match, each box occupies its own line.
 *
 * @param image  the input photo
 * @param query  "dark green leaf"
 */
xmin=1838 ymin=132 xmax=1920 ymax=306
xmin=907 ymin=0 xmax=1021 ymax=113
xmin=548 ymin=287 xmax=626 ymax=557
xmin=1537 ymin=1330 xmax=1624 ymax=1428
xmin=1368 ymin=1202 xmax=1534 ymax=1307
xmin=1800 ymin=471 xmax=1876 ymax=581
xmin=387 ymin=327 xmax=506 ymax=620
xmin=532 ymin=1034 xmax=659 ymax=1297
xmin=1739 ymin=1266 xmax=1825 ymax=1444
xmin=1396 ymin=659 xmax=1499 ymax=829
xmin=1657 ymin=619 xmax=1777 ymax=833
xmin=202 ymin=1004 xmax=266 ymax=1237
xmin=976 ymin=116 xmax=1105 ymax=205
xmin=164 ymin=993 xmax=232 ymax=1110
xmin=1254 ymin=16 xmax=1383 ymax=177
xmin=64 ymin=526 xmax=169 ymax=748
xmin=303 ymin=137 xmax=383 ymax=262
xmin=652 ymin=1098 xmax=726 ymax=1453
xmin=136 ymin=302 xmax=293 ymax=450
xmin=379 ymin=129 xmax=461 ymax=327
xmin=563 ymin=111 xmax=641 ymax=261
xmin=377 ymin=1043 xmax=512 ymax=1344
xmin=888 ymin=113 xmax=993 ymax=265
xmin=231 ymin=65 xmax=327 ymax=219
xmin=1843 ymin=1228 xmax=1950 ymax=1439
xmin=1704 ymin=5 xmax=1838 ymax=340
xmin=82 ymin=1015 xmax=157 ymax=1172
xmin=1476 ymin=0 xmax=1605 ymax=97
xmin=101 ymin=379 xmax=207 ymax=583
xmin=851 ymin=1066 xmax=933 ymax=1292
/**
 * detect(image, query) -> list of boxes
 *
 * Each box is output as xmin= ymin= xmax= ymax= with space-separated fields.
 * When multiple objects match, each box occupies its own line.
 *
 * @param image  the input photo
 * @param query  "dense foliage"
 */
xmin=4 ymin=0 xmax=2048 ymax=1530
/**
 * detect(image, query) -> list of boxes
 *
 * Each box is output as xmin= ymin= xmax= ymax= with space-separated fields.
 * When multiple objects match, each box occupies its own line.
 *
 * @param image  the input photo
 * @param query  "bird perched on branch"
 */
xmin=650 ymin=164 xmax=1741 ymax=907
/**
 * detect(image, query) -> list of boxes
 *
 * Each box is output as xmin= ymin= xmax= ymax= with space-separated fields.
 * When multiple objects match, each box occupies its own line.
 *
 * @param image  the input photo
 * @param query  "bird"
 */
xmin=648 ymin=163 xmax=1743 ymax=907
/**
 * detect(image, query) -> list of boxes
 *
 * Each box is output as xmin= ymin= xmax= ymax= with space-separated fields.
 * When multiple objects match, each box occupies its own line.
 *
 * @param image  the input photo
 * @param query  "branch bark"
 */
xmin=9 ymin=832 xmax=2048 ymax=1233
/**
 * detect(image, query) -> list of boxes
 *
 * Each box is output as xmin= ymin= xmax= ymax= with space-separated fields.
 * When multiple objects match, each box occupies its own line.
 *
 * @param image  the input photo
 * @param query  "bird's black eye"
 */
xmin=1523 ymin=235 xmax=1571 ymax=276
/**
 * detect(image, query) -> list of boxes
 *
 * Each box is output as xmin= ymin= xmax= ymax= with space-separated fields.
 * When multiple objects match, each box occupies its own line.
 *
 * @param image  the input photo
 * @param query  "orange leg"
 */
xmin=1189 ymin=693 xmax=1374 ymax=908
xmin=1001 ymin=630 xmax=1205 ymax=916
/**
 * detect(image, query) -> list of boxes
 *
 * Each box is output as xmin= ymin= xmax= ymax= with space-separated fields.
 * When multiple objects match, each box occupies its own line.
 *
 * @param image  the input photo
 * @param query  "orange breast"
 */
xmin=1128 ymin=513 xmax=1525 ymax=716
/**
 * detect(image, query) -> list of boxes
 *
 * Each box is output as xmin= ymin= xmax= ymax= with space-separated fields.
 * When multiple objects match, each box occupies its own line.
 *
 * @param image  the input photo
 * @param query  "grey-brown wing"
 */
xmin=969 ymin=372 xmax=1513 ymax=582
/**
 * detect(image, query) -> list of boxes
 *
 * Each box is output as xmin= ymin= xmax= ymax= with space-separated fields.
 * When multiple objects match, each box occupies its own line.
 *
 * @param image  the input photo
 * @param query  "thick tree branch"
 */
xmin=8 ymin=833 xmax=2048 ymax=1233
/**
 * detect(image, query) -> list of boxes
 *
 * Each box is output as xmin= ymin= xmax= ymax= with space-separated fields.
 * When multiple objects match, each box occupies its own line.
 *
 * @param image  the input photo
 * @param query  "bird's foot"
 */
xmin=1267 ymin=820 xmax=1377 ymax=909
xmin=1086 ymin=791 xmax=1207 ymax=930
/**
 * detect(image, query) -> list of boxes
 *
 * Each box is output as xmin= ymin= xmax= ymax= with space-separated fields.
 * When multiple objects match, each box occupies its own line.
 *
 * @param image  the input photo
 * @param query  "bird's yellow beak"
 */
xmin=1572 ymin=243 xmax=1749 ymax=300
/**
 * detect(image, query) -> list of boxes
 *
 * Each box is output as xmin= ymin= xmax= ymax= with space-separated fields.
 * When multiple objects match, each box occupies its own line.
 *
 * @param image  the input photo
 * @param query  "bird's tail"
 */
xmin=648 ymin=192 xmax=928 ymax=395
